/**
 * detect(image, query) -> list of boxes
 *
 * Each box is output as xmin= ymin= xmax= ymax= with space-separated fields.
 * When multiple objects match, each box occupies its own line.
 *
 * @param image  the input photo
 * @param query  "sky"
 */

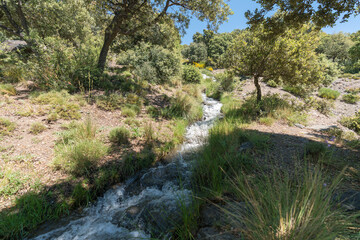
xmin=181 ymin=0 xmax=360 ymax=44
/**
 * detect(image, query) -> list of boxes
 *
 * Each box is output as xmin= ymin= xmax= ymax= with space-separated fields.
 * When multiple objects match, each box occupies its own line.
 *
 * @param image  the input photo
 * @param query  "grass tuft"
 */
xmin=318 ymin=88 xmax=340 ymax=100
xmin=29 ymin=122 xmax=46 ymax=135
xmin=109 ymin=127 xmax=130 ymax=145
xmin=0 ymin=118 xmax=16 ymax=136
xmin=0 ymin=84 xmax=16 ymax=96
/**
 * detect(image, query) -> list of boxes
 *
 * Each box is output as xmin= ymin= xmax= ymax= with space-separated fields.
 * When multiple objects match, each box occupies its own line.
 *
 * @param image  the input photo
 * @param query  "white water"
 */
xmin=32 ymin=93 xmax=222 ymax=240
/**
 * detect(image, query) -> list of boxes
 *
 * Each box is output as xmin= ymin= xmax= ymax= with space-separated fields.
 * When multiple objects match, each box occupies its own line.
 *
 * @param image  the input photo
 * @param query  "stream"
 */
xmin=31 ymin=93 xmax=222 ymax=240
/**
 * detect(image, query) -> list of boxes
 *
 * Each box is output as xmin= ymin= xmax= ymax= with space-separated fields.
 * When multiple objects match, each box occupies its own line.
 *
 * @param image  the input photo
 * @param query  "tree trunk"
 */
xmin=97 ymin=16 xmax=120 ymax=72
xmin=254 ymin=75 xmax=262 ymax=102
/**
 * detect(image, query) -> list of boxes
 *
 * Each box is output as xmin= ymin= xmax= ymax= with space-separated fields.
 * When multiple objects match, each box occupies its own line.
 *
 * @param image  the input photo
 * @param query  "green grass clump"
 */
xmin=95 ymin=94 xmax=124 ymax=111
xmin=283 ymin=85 xmax=308 ymax=97
xmin=53 ymin=119 xmax=107 ymax=176
xmin=225 ymin=167 xmax=353 ymax=240
xmin=54 ymin=139 xmax=107 ymax=176
xmin=342 ymin=94 xmax=359 ymax=104
xmin=29 ymin=122 xmax=46 ymax=135
xmin=0 ymin=118 xmax=16 ymax=136
xmin=318 ymin=88 xmax=340 ymax=100
xmin=259 ymin=117 xmax=275 ymax=126
xmin=0 ymin=84 xmax=16 ymax=96
xmin=0 ymin=170 xmax=27 ymax=197
xmin=266 ymin=80 xmax=278 ymax=88
xmin=32 ymin=90 xmax=81 ymax=120
xmin=162 ymin=92 xmax=203 ymax=123
xmin=305 ymin=141 xmax=327 ymax=157
xmin=109 ymin=127 xmax=130 ymax=145
xmin=202 ymin=77 xmax=221 ymax=99
xmin=121 ymin=105 xmax=138 ymax=117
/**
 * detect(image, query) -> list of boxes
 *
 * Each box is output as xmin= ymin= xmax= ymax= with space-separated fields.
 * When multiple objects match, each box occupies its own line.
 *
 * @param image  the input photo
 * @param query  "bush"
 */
xmin=121 ymin=104 xmax=140 ymax=117
xmin=182 ymin=65 xmax=202 ymax=83
xmin=342 ymin=94 xmax=359 ymax=104
xmin=96 ymin=94 xmax=124 ymax=111
xmin=216 ymin=71 xmax=235 ymax=92
xmin=119 ymin=43 xmax=181 ymax=83
xmin=305 ymin=141 xmax=327 ymax=157
xmin=29 ymin=122 xmax=46 ymax=135
xmin=283 ymin=85 xmax=308 ymax=98
xmin=318 ymin=54 xmax=340 ymax=86
xmin=109 ymin=127 xmax=130 ymax=145
xmin=341 ymin=112 xmax=360 ymax=134
xmin=318 ymin=88 xmax=340 ymax=100
xmin=266 ymin=80 xmax=278 ymax=88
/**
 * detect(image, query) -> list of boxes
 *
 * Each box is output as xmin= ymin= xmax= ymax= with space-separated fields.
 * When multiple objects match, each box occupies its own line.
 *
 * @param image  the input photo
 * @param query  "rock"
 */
xmin=295 ymin=123 xmax=305 ymax=129
xmin=308 ymin=125 xmax=338 ymax=132
xmin=200 ymin=204 xmax=228 ymax=227
xmin=239 ymin=142 xmax=254 ymax=152
xmin=197 ymin=227 xmax=241 ymax=240
xmin=0 ymin=40 xmax=28 ymax=52
xmin=334 ymin=190 xmax=360 ymax=212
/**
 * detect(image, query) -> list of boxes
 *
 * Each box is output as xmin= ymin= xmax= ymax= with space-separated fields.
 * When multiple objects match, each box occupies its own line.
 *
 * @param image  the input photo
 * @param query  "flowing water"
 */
xmin=31 ymin=94 xmax=222 ymax=240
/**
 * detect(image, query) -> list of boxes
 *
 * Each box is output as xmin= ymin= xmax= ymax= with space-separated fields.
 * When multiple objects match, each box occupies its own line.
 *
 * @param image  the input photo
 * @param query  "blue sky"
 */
xmin=181 ymin=0 xmax=360 ymax=44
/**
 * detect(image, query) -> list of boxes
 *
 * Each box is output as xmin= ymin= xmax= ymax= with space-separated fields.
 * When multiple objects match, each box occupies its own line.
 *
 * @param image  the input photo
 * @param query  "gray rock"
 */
xmin=294 ymin=123 xmax=305 ymax=129
xmin=239 ymin=142 xmax=254 ymax=152
xmin=197 ymin=227 xmax=241 ymax=240
xmin=0 ymin=40 xmax=27 ymax=52
xmin=308 ymin=125 xmax=338 ymax=132
xmin=335 ymin=190 xmax=360 ymax=212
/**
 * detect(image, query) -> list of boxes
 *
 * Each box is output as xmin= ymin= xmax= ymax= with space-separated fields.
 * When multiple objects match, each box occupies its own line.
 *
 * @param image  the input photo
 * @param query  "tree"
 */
xmin=247 ymin=0 xmax=360 ymax=33
xmin=316 ymin=32 xmax=354 ymax=64
xmin=207 ymin=33 xmax=232 ymax=67
xmin=181 ymin=42 xmax=207 ymax=63
xmin=96 ymin=0 xmax=232 ymax=72
xmin=226 ymin=24 xmax=324 ymax=102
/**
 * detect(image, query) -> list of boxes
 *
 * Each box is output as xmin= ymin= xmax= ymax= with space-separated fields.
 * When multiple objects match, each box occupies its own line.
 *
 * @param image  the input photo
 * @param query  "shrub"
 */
xmin=216 ymin=71 xmax=235 ymax=92
xmin=0 ymin=118 xmax=16 ymax=136
xmin=259 ymin=117 xmax=275 ymax=126
xmin=119 ymin=43 xmax=181 ymax=83
xmin=121 ymin=105 xmax=138 ymax=117
xmin=283 ymin=85 xmax=308 ymax=98
xmin=266 ymin=80 xmax=278 ymax=88
xmin=318 ymin=88 xmax=340 ymax=100
xmin=342 ymin=94 xmax=359 ymax=104
xmin=305 ymin=141 xmax=327 ymax=157
xmin=202 ymin=77 xmax=221 ymax=99
xmin=182 ymin=65 xmax=202 ymax=83
xmin=29 ymin=122 xmax=46 ymax=135
xmin=200 ymin=68 xmax=213 ymax=77
xmin=109 ymin=127 xmax=130 ymax=145
xmin=341 ymin=112 xmax=360 ymax=134
xmin=0 ymin=84 xmax=16 ymax=96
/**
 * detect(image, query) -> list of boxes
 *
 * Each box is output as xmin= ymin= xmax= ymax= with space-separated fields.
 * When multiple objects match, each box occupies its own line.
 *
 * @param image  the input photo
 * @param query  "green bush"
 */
xmin=318 ymin=54 xmax=340 ymax=86
xmin=342 ymin=94 xmax=359 ymax=104
xmin=266 ymin=80 xmax=278 ymax=88
xmin=318 ymin=88 xmax=340 ymax=100
xmin=341 ymin=112 xmax=360 ymax=134
xmin=109 ymin=127 xmax=130 ymax=145
xmin=119 ymin=42 xmax=181 ymax=83
xmin=182 ymin=65 xmax=202 ymax=83
xmin=283 ymin=85 xmax=308 ymax=98
xmin=216 ymin=71 xmax=235 ymax=92
xmin=96 ymin=94 xmax=124 ymax=111
xmin=305 ymin=141 xmax=327 ymax=157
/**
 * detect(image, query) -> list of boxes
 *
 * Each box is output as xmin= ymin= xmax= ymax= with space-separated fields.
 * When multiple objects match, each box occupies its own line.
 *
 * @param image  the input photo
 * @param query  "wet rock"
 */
xmin=197 ymin=227 xmax=241 ymax=240
xmin=334 ymin=190 xmax=360 ymax=212
xmin=239 ymin=142 xmax=254 ymax=152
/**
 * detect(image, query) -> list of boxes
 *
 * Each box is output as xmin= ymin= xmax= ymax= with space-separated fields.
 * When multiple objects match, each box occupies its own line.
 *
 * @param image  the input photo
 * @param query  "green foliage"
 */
xmin=32 ymin=90 xmax=81 ymax=120
xmin=342 ymin=94 xmax=359 ymax=104
xmin=207 ymin=33 xmax=233 ymax=67
xmin=0 ymin=118 xmax=16 ymax=136
xmin=200 ymin=68 xmax=213 ymax=77
xmin=305 ymin=97 xmax=333 ymax=115
xmin=317 ymin=54 xmax=341 ymax=86
xmin=0 ymin=84 xmax=16 ymax=96
xmin=266 ymin=80 xmax=278 ymax=88
xmin=341 ymin=112 xmax=360 ymax=134
xmin=182 ymin=65 xmax=202 ymax=83
xmin=305 ymin=141 xmax=327 ymax=157
xmin=317 ymin=32 xmax=354 ymax=64
xmin=118 ymin=43 xmax=181 ymax=83
xmin=29 ymin=122 xmax=47 ymax=135
xmin=226 ymin=23 xmax=325 ymax=101
xmin=283 ymin=85 xmax=309 ymax=98
xmin=163 ymin=92 xmax=203 ymax=122
xmin=0 ymin=170 xmax=27 ymax=197
xmin=181 ymin=42 xmax=208 ymax=63
xmin=53 ymin=119 xmax=107 ymax=176
xmin=121 ymin=104 xmax=140 ymax=117
xmin=318 ymin=88 xmax=340 ymax=100
xmin=215 ymin=71 xmax=235 ymax=92
xmin=226 ymin=167 xmax=352 ymax=240
xmin=96 ymin=94 xmax=124 ymax=111
xmin=109 ymin=127 xmax=130 ymax=145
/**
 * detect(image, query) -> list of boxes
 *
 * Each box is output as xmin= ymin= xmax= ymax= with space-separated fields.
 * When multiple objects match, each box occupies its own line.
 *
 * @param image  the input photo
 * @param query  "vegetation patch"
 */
xmin=29 ymin=122 xmax=47 ymax=135
xmin=0 ymin=118 xmax=16 ymax=136
xmin=183 ymin=65 xmax=202 ymax=83
xmin=341 ymin=112 xmax=360 ymax=134
xmin=0 ymin=84 xmax=16 ymax=96
xmin=342 ymin=93 xmax=359 ymax=104
xmin=318 ymin=87 xmax=340 ymax=100
xmin=109 ymin=127 xmax=130 ymax=145
xmin=95 ymin=94 xmax=124 ymax=111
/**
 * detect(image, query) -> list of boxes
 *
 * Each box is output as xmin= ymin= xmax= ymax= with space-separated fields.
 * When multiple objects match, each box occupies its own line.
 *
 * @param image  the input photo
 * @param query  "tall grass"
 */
xmin=224 ymin=167 xmax=353 ymax=240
